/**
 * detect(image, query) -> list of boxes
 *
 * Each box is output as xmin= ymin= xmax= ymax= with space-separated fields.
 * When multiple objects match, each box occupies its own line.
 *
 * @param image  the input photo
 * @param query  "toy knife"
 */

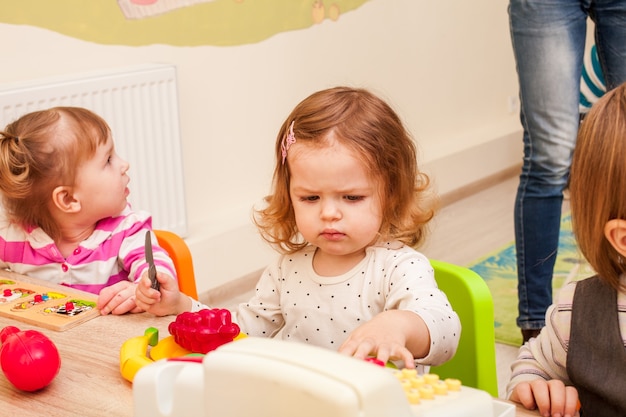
xmin=145 ymin=231 xmax=160 ymax=291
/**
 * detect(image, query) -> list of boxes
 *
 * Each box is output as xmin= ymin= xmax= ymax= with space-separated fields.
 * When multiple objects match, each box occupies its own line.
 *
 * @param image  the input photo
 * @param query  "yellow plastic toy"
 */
xmin=120 ymin=327 xmax=246 ymax=382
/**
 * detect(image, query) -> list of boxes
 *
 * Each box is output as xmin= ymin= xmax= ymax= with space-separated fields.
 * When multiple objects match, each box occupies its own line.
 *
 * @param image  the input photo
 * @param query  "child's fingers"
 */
xmin=338 ymin=336 xmax=373 ymax=359
xmin=109 ymin=287 xmax=137 ymax=315
xmin=108 ymin=296 xmax=136 ymax=315
xmin=388 ymin=346 xmax=415 ymax=369
xmin=371 ymin=344 xmax=414 ymax=369
xmin=544 ymin=379 xmax=569 ymax=416
xmin=135 ymin=277 xmax=164 ymax=310
xmin=528 ymin=379 xmax=555 ymax=416
xmin=96 ymin=281 xmax=121 ymax=309
xmin=511 ymin=382 xmax=539 ymax=411
xmin=97 ymin=281 xmax=125 ymax=313
xmin=99 ymin=283 xmax=138 ymax=315
xmin=135 ymin=273 xmax=182 ymax=317
xmin=563 ymin=385 xmax=579 ymax=417
xmin=340 ymin=338 xmax=416 ymax=368
xmin=371 ymin=343 xmax=390 ymax=365
xmin=156 ymin=272 xmax=173 ymax=289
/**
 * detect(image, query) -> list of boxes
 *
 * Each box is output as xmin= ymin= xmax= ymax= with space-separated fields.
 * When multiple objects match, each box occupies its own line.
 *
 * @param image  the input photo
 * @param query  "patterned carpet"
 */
xmin=468 ymin=213 xmax=594 ymax=346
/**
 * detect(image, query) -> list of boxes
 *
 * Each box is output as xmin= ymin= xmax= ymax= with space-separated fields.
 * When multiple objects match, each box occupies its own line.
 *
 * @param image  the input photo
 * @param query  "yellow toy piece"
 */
xmin=149 ymin=335 xmax=192 ymax=361
xmin=120 ymin=328 xmax=248 ymax=383
xmin=120 ymin=327 xmax=159 ymax=383
xmin=150 ymin=332 xmax=248 ymax=361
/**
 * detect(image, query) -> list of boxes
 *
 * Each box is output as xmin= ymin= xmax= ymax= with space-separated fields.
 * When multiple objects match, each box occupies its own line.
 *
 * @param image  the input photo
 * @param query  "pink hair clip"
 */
xmin=281 ymin=120 xmax=296 ymax=164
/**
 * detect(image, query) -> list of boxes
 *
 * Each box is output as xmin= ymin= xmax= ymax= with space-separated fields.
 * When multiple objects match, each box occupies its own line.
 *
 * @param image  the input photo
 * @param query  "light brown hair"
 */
xmin=570 ymin=82 xmax=626 ymax=291
xmin=0 ymin=107 xmax=110 ymax=239
xmin=254 ymin=86 xmax=437 ymax=254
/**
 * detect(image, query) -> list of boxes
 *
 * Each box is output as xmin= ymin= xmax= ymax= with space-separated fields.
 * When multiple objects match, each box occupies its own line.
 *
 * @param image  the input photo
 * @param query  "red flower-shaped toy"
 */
xmin=168 ymin=308 xmax=240 ymax=354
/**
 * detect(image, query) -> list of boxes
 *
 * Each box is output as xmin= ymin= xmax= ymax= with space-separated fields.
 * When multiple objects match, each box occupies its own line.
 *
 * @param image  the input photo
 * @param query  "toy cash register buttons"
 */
xmin=393 ymin=370 xmax=462 ymax=405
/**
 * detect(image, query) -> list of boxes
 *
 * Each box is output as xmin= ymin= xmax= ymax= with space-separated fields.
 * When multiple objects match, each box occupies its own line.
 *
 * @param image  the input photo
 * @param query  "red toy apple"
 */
xmin=0 ymin=326 xmax=61 ymax=391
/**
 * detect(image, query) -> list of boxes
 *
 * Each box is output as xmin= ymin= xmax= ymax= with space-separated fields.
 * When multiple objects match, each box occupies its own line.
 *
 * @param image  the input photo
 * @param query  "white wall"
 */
xmin=0 ymin=0 xmax=521 ymax=295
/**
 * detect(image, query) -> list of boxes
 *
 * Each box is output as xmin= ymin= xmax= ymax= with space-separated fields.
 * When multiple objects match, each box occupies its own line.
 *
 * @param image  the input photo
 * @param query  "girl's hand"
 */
xmin=338 ymin=310 xmax=429 ymax=369
xmin=97 ymin=280 xmax=142 ymax=315
xmin=510 ymin=379 xmax=579 ymax=417
xmin=134 ymin=271 xmax=191 ymax=317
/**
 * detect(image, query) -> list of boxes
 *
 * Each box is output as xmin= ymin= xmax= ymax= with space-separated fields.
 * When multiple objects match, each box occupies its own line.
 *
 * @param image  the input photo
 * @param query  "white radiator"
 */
xmin=0 ymin=64 xmax=187 ymax=236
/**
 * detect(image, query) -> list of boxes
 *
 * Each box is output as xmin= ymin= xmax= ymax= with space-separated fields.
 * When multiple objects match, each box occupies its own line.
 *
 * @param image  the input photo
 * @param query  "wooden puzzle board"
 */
xmin=0 ymin=278 xmax=100 ymax=331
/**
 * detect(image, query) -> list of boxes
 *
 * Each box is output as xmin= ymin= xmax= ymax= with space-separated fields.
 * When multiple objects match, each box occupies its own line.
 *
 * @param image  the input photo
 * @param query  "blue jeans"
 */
xmin=509 ymin=0 xmax=626 ymax=330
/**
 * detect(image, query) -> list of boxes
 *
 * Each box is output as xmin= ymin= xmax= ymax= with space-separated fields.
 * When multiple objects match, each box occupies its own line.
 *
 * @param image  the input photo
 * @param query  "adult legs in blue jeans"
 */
xmin=509 ymin=0 xmax=626 ymax=340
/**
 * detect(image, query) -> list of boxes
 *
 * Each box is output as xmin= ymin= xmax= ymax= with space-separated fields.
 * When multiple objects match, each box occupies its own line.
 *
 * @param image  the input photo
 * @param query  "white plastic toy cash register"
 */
xmin=133 ymin=337 xmax=515 ymax=417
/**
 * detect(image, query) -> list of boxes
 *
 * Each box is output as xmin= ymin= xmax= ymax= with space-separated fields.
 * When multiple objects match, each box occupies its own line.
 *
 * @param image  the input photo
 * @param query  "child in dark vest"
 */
xmin=507 ymin=81 xmax=626 ymax=417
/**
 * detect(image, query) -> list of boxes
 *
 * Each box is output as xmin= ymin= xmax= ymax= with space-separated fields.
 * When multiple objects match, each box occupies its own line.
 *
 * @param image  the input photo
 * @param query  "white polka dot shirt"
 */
xmin=235 ymin=242 xmax=461 ymax=367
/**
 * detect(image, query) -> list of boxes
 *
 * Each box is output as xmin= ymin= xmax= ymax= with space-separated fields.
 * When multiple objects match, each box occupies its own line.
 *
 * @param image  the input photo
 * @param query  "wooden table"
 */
xmin=0 ymin=270 xmax=538 ymax=417
xmin=0 ymin=270 xmax=173 ymax=416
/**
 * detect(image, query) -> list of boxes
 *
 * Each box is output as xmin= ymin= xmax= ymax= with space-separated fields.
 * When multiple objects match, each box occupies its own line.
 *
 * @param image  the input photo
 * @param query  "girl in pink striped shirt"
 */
xmin=0 ymin=107 xmax=176 ymax=316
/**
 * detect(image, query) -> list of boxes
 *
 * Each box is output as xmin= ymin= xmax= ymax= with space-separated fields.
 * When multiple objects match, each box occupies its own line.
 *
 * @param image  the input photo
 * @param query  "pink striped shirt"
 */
xmin=0 ymin=205 xmax=176 ymax=295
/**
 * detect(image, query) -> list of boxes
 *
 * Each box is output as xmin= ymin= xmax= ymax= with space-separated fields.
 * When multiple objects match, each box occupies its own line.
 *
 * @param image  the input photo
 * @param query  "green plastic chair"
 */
xmin=429 ymin=259 xmax=498 ymax=397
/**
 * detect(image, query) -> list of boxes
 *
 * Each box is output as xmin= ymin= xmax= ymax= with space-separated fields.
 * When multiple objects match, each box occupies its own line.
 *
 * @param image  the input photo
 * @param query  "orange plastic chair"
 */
xmin=154 ymin=230 xmax=198 ymax=300
xmin=429 ymin=259 xmax=499 ymax=397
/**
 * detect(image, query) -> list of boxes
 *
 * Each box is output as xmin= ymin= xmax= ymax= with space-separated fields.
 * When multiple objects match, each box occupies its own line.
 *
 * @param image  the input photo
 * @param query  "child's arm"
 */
xmin=354 ymin=252 xmax=460 ymax=368
xmin=338 ymin=309 xmax=429 ymax=369
xmin=509 ymin=378 xmax=579 ymax=417
xmin=135 ymin=271 xmax=207 ymax=316
xmin=506 ymin=296 xmax=576 ymax=415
